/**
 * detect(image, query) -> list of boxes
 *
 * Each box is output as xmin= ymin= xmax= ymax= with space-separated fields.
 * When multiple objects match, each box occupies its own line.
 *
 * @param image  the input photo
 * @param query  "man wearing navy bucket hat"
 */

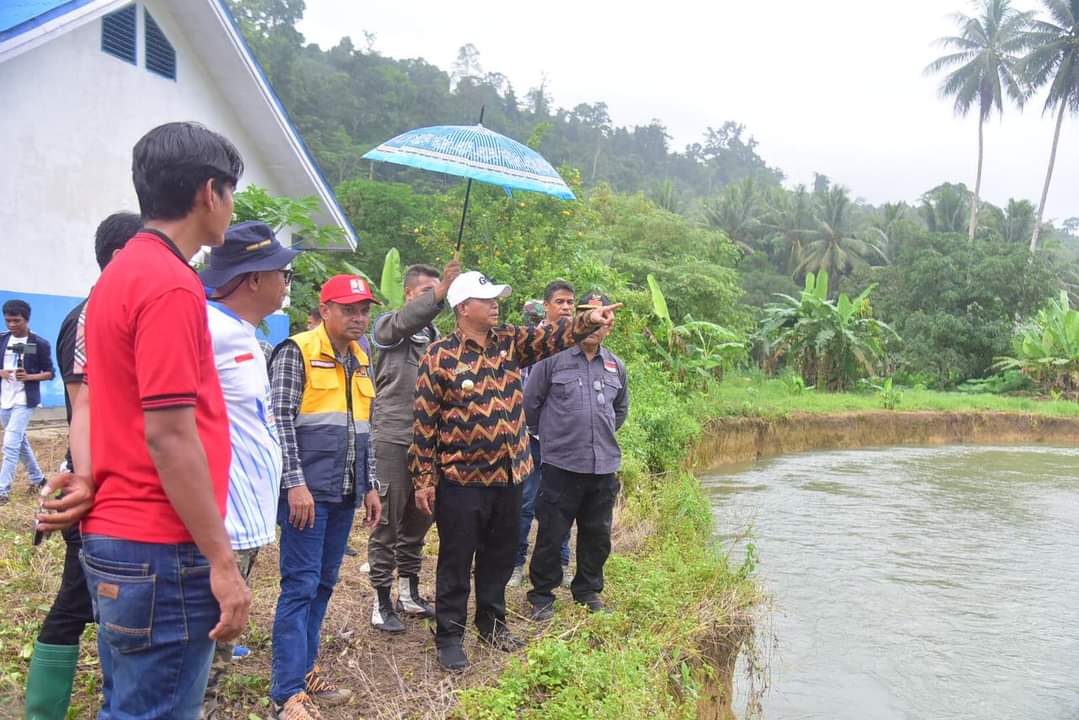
xmin=198 ymin=221 xmax=299 ymax=718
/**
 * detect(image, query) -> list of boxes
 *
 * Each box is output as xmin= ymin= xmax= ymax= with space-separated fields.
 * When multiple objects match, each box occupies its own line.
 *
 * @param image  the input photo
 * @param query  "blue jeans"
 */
xmin=270 ymin=498 xmax=355 ymax=703
xmin=517 ymin=436 xmax=570 ymax=567
xmin=81 ymin=535 xmax=218 ymax=720
xmin=0 ymin=404 xmax=43 ymax=495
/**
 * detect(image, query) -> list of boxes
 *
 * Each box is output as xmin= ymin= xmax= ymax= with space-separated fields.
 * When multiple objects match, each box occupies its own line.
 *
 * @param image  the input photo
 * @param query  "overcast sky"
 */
xmin=299 ymin=0 xmax=1077 ymax=221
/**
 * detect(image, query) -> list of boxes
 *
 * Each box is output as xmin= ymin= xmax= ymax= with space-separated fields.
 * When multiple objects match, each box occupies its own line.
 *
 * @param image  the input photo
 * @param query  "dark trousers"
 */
xmin=528 ymin=464 xmax=619 ymax=606
xmin=517 ymin=436 xmax=571 ymax=567
xmin=434 ymin=479 xmax=523 ymax=646
xmin=368 ymin=441 xmax=433 ymax=587
xmin=37 ymin=527 xmax=93 ymax=645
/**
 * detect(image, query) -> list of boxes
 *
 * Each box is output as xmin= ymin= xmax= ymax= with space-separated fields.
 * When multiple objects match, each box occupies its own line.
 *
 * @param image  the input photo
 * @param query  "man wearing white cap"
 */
xmin=409 ymin=271 xmax=620 ymax=671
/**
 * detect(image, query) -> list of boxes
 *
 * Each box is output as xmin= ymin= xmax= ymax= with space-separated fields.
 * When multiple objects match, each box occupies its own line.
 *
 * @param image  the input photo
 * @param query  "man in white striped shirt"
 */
xmin=198 ymin=221 xmax=298 ymax=718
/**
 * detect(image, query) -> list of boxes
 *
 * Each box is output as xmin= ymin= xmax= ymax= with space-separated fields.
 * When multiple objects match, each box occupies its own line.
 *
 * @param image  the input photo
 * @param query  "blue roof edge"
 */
xmin=213 ymin=0 xmax=359 ymax=249
xmin=0 ymin=0 xmax=98 ymax=44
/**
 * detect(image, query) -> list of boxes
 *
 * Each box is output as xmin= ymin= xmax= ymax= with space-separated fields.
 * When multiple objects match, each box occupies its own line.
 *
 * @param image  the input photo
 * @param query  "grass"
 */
xmin=3 ymin=371 xmax=1068 ymax=718
xmin=0 ymin=430 xmax=759 ymax=720
xmin=710 ymin=372 xmax=1079 ymax=419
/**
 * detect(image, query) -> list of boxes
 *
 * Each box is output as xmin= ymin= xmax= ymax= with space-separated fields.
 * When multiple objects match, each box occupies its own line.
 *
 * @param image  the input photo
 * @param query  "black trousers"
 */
xmin=37 ymin=527 xmax=94 ymax=645
xmin=527 ymin=464 xmax=619 ymax=606
xmin=434 ymin=479 xmax=523 ymax=646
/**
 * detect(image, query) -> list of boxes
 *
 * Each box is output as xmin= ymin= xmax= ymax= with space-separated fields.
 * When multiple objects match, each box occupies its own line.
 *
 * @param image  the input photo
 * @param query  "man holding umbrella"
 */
xmin=409 ymin=270 xmax=619 ymax=671
xmin=367 ymin=259 xmax=459 ymax=633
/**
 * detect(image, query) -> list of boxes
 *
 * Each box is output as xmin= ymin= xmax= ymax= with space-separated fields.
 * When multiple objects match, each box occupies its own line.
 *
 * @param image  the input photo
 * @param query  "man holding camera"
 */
xmin=0 ymin=299 xmax=54 ymax=502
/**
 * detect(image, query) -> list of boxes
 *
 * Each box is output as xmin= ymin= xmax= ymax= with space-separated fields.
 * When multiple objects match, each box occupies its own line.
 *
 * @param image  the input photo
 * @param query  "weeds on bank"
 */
xmin=456 ymin=473 xmax=759 ymax=720
xmin=711 ymin=372 xmax=1079 ymax=418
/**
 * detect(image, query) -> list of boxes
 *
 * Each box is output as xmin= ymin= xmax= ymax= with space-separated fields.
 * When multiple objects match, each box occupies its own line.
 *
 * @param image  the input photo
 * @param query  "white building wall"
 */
xmin=0 ymin=0 xmax=282 ymax=298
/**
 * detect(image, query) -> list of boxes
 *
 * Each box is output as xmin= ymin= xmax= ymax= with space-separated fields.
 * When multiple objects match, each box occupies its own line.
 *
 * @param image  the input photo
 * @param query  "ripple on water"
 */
xmin=703 ymin=444 xmax=1079 ymax=720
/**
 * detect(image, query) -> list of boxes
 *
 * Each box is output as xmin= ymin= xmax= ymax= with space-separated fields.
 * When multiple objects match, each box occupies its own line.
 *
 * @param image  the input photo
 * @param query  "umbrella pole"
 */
xmin=453 ymin=106 xmax=485 ymax=259
xmin=454 ymin=178 xmax=473 ymax=257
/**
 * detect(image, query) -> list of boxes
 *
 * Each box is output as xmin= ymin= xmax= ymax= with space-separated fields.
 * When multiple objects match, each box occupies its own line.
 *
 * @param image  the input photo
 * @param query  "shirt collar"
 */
xmin=572 ymin=343 xmax=608 ymax=360
xmin=140 ymin=228 xmax=196 ymax=272
xmin=453 ymin=326 xmax=496 ymax=350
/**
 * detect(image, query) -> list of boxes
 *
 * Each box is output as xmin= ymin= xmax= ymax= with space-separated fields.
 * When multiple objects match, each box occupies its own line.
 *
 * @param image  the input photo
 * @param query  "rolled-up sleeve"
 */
xmin=271 ymin=341 xmax=307 ymax=490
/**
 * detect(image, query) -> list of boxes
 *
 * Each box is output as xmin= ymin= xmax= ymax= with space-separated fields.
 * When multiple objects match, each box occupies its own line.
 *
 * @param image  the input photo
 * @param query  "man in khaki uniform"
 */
xmin=367 ymin=260 xmax=459 ymax=632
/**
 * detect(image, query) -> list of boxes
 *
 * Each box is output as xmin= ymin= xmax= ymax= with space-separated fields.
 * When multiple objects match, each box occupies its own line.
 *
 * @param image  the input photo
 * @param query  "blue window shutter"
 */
xmin=100 ymin=4 xmax=136 ymax=65
xmin=144 ymin=11 xmax=176 ymax=80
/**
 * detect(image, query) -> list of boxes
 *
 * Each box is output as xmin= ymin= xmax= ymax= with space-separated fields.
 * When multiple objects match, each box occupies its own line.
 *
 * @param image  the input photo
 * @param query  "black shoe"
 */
xmin=395 ymin=575 xmax=434 ymax=618
xmin=437 ymin=643 xmax=470 ymax=672
xmin=371 ymin=586 xmax=405 ymax=633
xmin=27 ymin=482 xmax=43 ymax=496
xmin=0 ymin=495 xmax=10 ymax=506
xmin=343 ymin=544 xmax=358 ymax=557
xmin=479 ymin=627 xmax=526 ymax=652
xmin=529 ymin=601 xmax=554 ymax=622
xmin=577 ymin=595 xmax=610 ymax=614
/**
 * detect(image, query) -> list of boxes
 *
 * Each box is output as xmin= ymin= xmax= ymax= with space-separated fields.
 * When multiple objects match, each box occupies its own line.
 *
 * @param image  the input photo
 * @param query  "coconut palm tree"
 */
xmin=920 ymin=182 xmax=973 ymax=234
xmin=702 ymin=177 xmax=762 ymax=253
xmin=760 ymin=185 xmax=815 ymax=275
xmin=926 ymin=0 xmax=1032 ymax=240
xmin=797 ymin=186 xmax=886 ymax=294
xmin=1021 ymin=0 xmax=1079 ymax=252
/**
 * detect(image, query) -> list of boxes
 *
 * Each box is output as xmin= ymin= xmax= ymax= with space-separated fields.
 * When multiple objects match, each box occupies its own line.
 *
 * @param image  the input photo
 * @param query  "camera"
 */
xmin=10 ymin=341 xmax=36 ymax=367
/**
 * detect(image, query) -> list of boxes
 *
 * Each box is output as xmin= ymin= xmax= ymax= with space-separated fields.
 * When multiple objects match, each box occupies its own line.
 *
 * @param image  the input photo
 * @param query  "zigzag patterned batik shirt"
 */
xmin=409 ymin=313 xmax=600 ymax=490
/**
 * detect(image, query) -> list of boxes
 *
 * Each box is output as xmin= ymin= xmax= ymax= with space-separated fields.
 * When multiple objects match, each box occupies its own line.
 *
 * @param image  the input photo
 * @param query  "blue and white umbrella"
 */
xmin=363 ymin=114 xmax=574 ymax=250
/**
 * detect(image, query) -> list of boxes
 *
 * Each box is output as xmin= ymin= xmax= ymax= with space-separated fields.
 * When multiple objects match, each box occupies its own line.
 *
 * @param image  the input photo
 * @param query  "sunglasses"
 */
xmin=279 ymin=269 xmax=294 ymax=284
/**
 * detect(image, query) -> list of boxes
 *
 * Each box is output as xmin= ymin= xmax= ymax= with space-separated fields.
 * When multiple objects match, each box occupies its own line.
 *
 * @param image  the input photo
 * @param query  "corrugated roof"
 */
xmin=0 ymin=0 xmax=97 ymax=41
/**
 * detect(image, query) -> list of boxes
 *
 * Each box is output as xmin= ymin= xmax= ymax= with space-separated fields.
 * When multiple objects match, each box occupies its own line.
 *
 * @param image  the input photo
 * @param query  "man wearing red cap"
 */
xmin=268 ymin=275 xmax=382 ymax=720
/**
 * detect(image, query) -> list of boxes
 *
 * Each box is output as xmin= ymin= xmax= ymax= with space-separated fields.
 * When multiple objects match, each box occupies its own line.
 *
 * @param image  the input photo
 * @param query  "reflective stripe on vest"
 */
xmin=290 ymin=326 xmax=375 ymax=423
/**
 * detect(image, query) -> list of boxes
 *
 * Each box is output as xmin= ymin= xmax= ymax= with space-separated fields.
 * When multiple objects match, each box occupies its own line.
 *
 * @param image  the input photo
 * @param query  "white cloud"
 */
xmin=299 ymin=0 xmax=1077 ymax=220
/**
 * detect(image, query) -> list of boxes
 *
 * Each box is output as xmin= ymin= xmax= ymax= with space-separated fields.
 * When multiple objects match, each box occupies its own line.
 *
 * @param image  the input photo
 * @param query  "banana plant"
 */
xmin=645 ymin=273 xmax=746 ymax=386
xmin=995 ymin=291 xmax=1079 ymax=395
xmin=379 ymin=247 xmax=405 ymax=309
xmin=759 ymin=270 xmax=896 ymax=391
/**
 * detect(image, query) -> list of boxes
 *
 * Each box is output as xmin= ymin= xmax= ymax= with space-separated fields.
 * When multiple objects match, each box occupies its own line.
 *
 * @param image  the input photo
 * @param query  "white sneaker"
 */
xmin=507 ymin=565 xmax=525 ymax=588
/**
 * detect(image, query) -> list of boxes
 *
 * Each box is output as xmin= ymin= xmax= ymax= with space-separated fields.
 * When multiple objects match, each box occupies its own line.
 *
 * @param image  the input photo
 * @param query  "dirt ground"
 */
xmin=2 ymin=430 xmax=564 ymax=720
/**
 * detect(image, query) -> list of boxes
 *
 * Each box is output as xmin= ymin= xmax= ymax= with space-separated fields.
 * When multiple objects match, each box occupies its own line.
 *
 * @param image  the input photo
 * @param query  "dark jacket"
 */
xmin=0 ymin=331 xmax=54 ymax=408
xmin=370 ymin=291 xmax=443 ymax=446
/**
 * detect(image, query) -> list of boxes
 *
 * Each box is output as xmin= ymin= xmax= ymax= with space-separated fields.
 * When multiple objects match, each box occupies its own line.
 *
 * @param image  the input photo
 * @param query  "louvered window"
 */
xmin=101 ymin=5 xmax=136 ymax=65
xmin=144 ymin=11 xmax=176 ymax=80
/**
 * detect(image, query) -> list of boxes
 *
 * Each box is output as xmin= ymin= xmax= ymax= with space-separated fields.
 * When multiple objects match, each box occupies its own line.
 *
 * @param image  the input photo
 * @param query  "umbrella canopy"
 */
xmin=363 ymin=124 xmax=575 ymax=201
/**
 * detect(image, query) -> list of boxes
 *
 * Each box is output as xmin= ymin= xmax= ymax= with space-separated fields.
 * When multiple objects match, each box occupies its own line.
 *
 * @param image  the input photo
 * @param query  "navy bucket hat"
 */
xmin=199 ymin=221 xmax=300 ymax=289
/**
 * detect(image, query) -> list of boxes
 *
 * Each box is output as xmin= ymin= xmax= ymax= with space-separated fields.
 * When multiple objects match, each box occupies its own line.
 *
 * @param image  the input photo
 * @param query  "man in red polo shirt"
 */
xmin=39 ymin=121 xmax=251 ymax=719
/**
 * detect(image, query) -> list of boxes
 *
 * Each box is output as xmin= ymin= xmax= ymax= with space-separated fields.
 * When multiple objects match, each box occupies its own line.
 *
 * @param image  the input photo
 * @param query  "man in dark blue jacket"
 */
xmin=0 ymin=299 xmax=54 ymax=501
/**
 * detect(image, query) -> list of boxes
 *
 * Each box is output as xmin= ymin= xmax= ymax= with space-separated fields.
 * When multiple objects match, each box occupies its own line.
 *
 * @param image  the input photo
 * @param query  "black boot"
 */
xmin=371 ymin=586 xmax=405 ymax=633
xmin=478 ymin=623 xmax=527 ymax=652
xmin=395 ymin=575 xmax=435 ymax=618
xmin=437 ymin=641 xmax=470 ymax=672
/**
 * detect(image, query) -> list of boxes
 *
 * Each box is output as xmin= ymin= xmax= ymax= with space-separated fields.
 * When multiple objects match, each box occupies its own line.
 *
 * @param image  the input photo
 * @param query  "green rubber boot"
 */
xmin=24 ymin=641 xmax=79 ymax=720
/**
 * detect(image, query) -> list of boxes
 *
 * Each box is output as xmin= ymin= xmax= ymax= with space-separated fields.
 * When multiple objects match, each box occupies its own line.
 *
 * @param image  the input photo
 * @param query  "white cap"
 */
xmin=447 ymin=270 xmax=512 ymax=309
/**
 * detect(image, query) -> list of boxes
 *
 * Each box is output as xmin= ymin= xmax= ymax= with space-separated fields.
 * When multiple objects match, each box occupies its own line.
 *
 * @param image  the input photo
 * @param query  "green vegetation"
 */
xmin=760 ymin=271 xmax=894 ymax=391
xmin=996 ymin=291 xmax=1079 ymax=395
xmin=709 ymin=372 xmax=1079 ymax=419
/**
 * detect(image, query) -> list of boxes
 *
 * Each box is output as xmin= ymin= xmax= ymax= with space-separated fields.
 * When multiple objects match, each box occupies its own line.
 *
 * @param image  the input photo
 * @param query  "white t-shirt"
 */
xmin=1 ymin=337 xmax=29 ymax=409
xmin=206 ymin=303 xmax=282 ymax=550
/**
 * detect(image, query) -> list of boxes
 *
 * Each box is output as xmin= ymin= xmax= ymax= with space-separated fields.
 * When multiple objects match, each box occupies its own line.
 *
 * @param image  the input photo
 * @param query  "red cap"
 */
xmin=319 ymin=275 xmax=380 ymax=305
